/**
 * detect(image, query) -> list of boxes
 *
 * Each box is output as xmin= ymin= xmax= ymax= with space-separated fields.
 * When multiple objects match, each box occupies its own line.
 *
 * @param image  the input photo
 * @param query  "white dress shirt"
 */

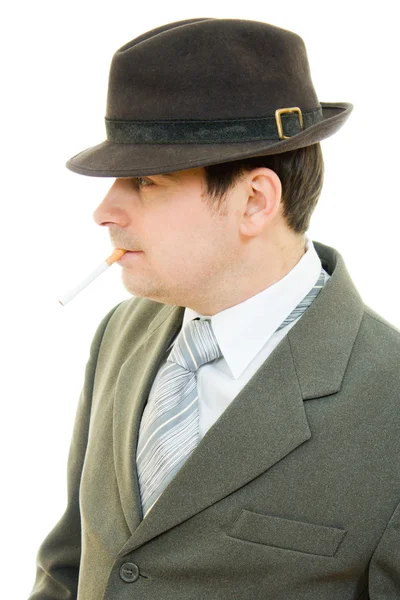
xmin=149 ymin=236 xmax=330 ymax=440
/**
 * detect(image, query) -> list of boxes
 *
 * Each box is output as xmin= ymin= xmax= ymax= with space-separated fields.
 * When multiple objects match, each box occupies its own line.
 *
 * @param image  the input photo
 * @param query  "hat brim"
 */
xmin=65 ymin=102 xmax=352 ymax=178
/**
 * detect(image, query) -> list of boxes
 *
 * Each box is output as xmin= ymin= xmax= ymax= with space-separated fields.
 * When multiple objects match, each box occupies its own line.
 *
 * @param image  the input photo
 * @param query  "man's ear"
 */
xmin=239 ymin=168 xmax=282 ymax=236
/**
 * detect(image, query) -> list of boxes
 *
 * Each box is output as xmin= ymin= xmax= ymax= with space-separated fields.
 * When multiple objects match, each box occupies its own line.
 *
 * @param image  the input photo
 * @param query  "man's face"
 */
xmin=92 ymin=166 xmax=243 ymax=314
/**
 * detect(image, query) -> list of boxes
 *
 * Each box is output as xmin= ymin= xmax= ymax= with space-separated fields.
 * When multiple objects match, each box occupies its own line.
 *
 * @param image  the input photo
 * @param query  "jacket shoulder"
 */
xmin=363 ymin=304 xmax=400 ymax=339
xmin=360 ymin=305 xmax=400 ymax=381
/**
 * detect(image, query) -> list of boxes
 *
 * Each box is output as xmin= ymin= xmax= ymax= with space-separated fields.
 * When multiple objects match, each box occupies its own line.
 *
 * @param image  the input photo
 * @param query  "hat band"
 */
xmin=105 ymin=106 xmax=323 ymax=144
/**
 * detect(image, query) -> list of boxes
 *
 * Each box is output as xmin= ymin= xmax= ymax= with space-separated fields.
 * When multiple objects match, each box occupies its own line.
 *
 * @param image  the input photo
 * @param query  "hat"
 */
xmin=65 ymin=17 xmax=353 ymax=178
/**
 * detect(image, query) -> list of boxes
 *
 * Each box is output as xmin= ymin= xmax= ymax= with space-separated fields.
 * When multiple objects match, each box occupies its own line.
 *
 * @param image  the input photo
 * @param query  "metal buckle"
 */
xmin=275 ymin=107 xmax=304 ymax=140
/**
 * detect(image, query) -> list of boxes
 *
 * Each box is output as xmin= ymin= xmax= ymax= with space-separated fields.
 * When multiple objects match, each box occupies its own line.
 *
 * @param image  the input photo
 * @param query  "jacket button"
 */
xmin=119 ymin=562 xmax=140 ymax=582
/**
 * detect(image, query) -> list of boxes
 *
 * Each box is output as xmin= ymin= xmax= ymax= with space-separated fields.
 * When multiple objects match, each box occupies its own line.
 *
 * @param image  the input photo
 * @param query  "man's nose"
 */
xmin=92 ymin=180 xmax=130 ymax=227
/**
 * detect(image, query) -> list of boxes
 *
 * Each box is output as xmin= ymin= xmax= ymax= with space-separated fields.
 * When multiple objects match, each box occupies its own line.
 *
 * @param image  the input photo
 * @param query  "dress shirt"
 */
xmin=147 ymin=236 xmax=331 ymax=440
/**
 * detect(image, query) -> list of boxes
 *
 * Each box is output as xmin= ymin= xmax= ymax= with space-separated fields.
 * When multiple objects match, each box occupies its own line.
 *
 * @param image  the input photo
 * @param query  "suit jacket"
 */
xmin=29 ymin=240 xmax=400 ymax=600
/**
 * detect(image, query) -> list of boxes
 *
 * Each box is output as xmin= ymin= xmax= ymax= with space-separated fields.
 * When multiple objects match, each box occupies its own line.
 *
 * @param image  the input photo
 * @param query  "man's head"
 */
xmin=93 ymin=144 xmax=323 ymax=315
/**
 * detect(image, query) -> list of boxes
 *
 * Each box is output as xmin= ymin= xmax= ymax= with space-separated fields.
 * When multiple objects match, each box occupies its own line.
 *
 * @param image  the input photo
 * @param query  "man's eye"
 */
xmin=136 ymin=177 xmax=154 ymax=188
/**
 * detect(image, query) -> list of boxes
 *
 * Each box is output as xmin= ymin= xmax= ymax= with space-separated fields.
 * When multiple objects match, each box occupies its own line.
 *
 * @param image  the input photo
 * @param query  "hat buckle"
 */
xmin=275 ymin=107 xmax=304 ymax=140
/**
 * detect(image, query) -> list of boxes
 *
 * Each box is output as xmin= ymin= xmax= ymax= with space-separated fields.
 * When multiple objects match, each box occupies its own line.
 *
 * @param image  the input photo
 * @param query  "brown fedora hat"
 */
xmin=66 ymin=17 xmax=353 ymax=178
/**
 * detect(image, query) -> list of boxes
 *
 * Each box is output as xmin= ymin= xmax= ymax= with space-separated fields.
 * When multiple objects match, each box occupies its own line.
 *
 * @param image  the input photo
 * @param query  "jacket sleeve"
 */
xmin=368 ymin=496 xmax=400 ymax=598
xmin=27 ymin=302 xmax=123 ymax=600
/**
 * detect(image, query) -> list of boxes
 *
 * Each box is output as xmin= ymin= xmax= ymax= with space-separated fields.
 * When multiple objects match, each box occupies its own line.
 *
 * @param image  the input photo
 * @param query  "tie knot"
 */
xmin=167 ymin=318 xmax=222 ymax=372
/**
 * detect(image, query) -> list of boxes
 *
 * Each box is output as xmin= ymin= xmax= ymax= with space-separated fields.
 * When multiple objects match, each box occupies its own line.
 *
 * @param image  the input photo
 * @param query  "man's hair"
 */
xmin=201 ymin=143 xmax=324 ymax=236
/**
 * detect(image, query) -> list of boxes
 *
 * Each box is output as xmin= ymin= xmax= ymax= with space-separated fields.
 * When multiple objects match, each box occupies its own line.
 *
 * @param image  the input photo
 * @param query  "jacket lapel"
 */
xmin=113 ymin=241 xmax=364 ymax=556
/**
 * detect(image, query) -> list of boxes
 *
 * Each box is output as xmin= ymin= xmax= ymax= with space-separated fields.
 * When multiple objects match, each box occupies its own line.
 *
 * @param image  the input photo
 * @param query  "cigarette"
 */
xmin=58 ymin=248 xmax=127 ymax=306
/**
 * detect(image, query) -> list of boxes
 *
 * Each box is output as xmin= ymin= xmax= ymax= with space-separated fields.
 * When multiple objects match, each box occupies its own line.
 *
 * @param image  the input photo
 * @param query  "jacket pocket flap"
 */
xmin=227 ymin=509 xmax=347 ymax=557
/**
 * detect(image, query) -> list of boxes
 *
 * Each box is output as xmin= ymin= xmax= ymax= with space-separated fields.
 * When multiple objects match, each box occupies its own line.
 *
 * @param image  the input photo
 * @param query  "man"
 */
xmin=29 ymin=17 xmax=400 ymax=600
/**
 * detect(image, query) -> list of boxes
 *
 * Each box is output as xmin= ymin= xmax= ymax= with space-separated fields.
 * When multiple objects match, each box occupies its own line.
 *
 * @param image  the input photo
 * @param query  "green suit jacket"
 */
xmin=29 ymin=241 xmax=400 ymax=600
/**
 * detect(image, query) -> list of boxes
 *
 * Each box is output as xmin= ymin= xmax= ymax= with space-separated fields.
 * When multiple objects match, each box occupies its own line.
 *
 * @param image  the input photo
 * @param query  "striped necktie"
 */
xmin=136 ymin=266 xmax=327 ymax=518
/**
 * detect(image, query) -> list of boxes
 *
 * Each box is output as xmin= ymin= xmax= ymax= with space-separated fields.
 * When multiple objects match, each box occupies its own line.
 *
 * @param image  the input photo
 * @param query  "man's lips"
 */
xmin=114 ymin=246 xmax=142 ymax=252
xmin=116 ymin=248 xmax=144 ymax=264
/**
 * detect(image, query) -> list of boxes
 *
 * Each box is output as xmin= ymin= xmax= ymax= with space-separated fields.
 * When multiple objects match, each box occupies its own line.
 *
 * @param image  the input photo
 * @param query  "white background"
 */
xmin=1 ymin=1 xmax=399 ymax=596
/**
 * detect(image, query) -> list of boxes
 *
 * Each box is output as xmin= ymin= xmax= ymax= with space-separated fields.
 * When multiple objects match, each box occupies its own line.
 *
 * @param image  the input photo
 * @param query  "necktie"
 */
xmin=137 ymin=266 xmax=327 ymax=517
xmin=136 ymin=316 xmax=220 ymax=517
